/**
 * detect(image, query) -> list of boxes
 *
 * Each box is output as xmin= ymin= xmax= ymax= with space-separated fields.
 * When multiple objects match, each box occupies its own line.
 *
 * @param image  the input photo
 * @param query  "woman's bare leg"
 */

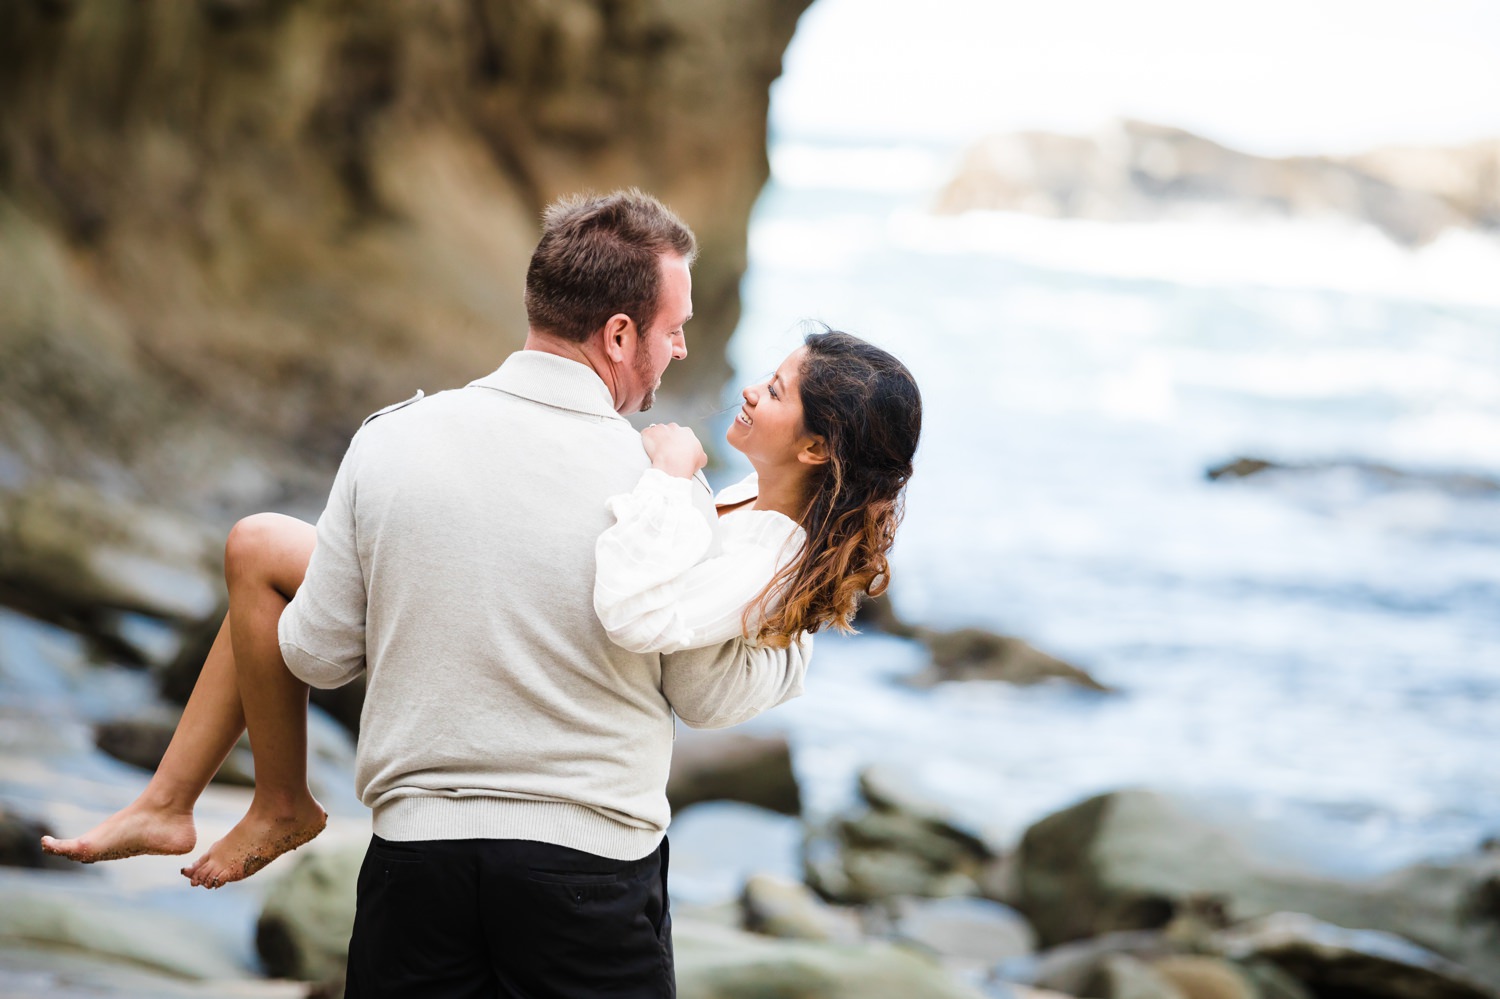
xmin=40 ymin=618 xmax=247 ymax=862
xmin=183 ymin=512 xmax=324 ymax=888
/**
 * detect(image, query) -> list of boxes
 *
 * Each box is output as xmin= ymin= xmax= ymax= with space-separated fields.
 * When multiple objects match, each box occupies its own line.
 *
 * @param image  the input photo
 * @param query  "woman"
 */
xmin=41 ymin=330 xmax=921 ymax=887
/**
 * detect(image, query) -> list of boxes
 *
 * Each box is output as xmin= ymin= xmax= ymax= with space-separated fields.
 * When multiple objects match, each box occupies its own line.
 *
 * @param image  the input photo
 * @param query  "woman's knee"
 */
xmin=224 ymin=513 xmax=311 ymax=591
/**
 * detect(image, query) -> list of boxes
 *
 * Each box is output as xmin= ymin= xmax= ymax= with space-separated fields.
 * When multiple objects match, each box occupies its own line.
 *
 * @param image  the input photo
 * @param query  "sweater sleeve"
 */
xmin=659 ymin=633 xmax=812 ymax=730
xmin=277 ymin=433 xmax=368 ymax=689
xmin=594 ymin=469 xmax=801 ymax=654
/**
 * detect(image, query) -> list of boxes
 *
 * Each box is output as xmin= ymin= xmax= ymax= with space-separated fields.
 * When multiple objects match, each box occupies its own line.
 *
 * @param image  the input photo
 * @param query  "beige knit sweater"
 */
xmin=278 ymin=350 xmax=809 ymax=860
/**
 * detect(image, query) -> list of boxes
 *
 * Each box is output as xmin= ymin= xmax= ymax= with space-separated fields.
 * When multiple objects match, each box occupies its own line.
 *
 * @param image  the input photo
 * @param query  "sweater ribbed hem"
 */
xmin=372 ymin=795 xmax=665 ymax=861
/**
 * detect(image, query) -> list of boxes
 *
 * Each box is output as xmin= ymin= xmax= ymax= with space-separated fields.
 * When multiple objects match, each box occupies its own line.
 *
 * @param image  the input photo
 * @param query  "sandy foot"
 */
xmin=40 ymin=803 xmax=197 ymax=864
xmin=182 ymin=798 xmax=327 ymax=888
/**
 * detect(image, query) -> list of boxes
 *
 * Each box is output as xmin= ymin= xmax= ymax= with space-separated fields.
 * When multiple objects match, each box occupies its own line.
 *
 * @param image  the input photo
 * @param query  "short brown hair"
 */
xmin=524 ymin=190 xmax=697 ymax=343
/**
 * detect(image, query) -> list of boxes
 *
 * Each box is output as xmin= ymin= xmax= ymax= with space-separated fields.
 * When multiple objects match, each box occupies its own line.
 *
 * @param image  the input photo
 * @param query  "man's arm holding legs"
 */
xmin=277 ymin=435 xmax=368 ymax=689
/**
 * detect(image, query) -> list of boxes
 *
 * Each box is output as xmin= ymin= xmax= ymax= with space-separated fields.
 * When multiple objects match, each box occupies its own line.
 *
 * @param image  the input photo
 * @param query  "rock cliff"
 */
xmin=936 ymin=120 xmax=1500 ymax=247
xmin=0 ymin=0 xmax=810 ymax=513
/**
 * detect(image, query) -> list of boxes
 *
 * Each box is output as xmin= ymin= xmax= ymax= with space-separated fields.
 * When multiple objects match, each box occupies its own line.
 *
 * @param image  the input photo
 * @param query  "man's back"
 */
xmin=282 ymin=351 xmax=764 ymax=860
xmin=280 ymin=190 xmax=809 ymax=998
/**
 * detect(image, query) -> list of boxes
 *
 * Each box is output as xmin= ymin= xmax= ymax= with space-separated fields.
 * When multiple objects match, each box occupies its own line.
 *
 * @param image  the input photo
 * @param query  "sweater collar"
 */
xmin=469 ymin=350 xmax=627 ymax=422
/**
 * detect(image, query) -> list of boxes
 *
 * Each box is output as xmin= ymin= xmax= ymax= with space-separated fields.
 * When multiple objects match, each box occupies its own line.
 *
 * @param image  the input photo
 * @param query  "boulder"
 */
xmin=911 ymin=628 xmax=1111 ymax=691
xmin=853 ymin=593 xmax=922 ymax=639
xmin=854 ymin=596 xmax=1111 ymax=692
xmin=804 ymin=766 xmax=999 ymax=905
xmin=0 ymin=481 xmax=220 ymax=665
xmin=740 ymin=872 xmax=862 ymax=943
xmin=94 ymin=716 xmax=256 ymax=787
xmin=1151 ymin=955 xmax=1261 ymax=999
xmin=668 ymin=728 xmax=801 ymax=816
xmin=1 ymin=0 xmax=813 ymax=511
xmin=890 ymin=894 xmax=1037 ymax=966
xmin=1081 ymin=953 xmax=1189 ymax=999
xmin=256 ymin=838 xmax=365 ymax=985
xmin=0 ymin=941 xmax=304 ymax=999
xmin=1217 ymin=912 xmax=1499 ymax=999
xmin=935 ymin=120 xmax=1497 ymax=247
xmin=668 ymin=801 xmax=804 ymax=906
xmin=1026 ymin=930 xmax=1178 ymax=996
xmin=1011 ymin=790 xmax=1500 ymax=989
xmin=0 ymin=805 xmax=76 ymax=871
xmin=674 ymin=918 xmax=989 ymax=999
xmin=1205 ymin=457 xmax=1500 ymax=496
xmin=158 ymin=603 xmax=369 ymax=738
xmin=0 ymin=876 xmax=247 ymax=980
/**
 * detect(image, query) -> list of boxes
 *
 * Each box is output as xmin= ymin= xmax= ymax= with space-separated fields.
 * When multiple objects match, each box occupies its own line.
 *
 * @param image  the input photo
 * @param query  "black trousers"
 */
xmin=344 ymin=835 xmax=674 ymax=999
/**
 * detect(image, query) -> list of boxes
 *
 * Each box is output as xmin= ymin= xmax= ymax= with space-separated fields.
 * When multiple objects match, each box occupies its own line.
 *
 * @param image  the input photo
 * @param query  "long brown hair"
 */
xmin=747 ymin=329 xmax=922 ymax=647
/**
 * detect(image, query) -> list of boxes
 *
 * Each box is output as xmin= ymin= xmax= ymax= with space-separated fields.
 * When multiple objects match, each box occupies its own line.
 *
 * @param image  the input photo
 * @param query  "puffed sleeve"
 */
xmin=594 ymin=469 xmax=803 ymax=654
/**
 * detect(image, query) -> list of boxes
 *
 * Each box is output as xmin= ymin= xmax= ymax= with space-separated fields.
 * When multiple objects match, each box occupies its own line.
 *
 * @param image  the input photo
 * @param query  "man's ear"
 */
xmin=797 ymin=436 xmax=831 ymax=467
xmin=602 ymin=313 xmax=636 ymax=363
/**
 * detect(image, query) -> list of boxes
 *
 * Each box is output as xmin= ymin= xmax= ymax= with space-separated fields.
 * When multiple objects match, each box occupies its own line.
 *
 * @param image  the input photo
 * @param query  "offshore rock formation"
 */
xmin=0 ymin=0 xmax=811 ymax=509
xmin=936 ymin=120 xmax=1500 ymax=247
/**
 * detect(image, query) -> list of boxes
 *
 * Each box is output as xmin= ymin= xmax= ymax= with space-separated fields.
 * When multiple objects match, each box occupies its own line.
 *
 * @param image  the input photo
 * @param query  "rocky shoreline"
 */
xmin=2 ymin=578 xmax=1497 ymax=999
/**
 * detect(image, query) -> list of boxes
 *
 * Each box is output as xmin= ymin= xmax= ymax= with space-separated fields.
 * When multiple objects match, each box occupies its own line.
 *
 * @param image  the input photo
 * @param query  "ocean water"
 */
xmin=713 ymin=139 xmax=1500 ymax=875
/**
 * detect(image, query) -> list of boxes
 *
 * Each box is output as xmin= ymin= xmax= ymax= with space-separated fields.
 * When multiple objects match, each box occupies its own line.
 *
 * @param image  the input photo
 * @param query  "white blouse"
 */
xmin=594 ymin=469 xmax=806 ymax=654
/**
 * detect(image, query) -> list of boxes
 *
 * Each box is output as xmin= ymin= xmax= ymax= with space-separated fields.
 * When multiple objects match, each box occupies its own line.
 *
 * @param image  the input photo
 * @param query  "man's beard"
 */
xmin=635 ymin=350 xmax=659 ymax=412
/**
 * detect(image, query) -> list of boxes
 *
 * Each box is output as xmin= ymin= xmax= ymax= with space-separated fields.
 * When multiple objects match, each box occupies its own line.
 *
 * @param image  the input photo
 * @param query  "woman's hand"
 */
xmin=642 ymin=423 xmax=707 ymax=479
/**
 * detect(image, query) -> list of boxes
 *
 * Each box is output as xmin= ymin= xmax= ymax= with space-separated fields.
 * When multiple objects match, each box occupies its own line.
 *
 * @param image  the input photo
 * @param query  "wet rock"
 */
xmin=1151 ymin=955 xmax=1262 ymax=999
xmin=912 ymin=628 xmax=1111 ymax=691
xmin=844 ymin=806 xmax=986 ymax=872
xmin=669 ymin=802 xmax=803 ymax=906
xmin=1014 ymin=790 xmax=1364 ymax=945
xmin=740 ymin=872 xmax=861 ymax=942
xmin=890 ymin=894 xmax=1037 ymax=966
xmin=668 ymin=728 xmax=801 ymax=816
xmin=854 ymin=593 xmax=922 ymax=639
xmin=855 ymin=595 xmax=1110 ymax=691
xmin=1205 ymin=458 xmax=1276 ymax=481
xmin=0 ymin=942 xmax=305 ymax=999
xmin=1205 ymin=456 xmax=1500 ymax=495
xmin=256 ymin=839 xmax=365 ymax=984
xmin=935 ymin=120 xmax=1497 ymax=247
xmin=0 ymin=877 xmax=247 ymax=980
xmin=1081 ymin=953 xmax=1189 ymax=999
xmin=674 ymin=918 xmax=990 ymax=999
xmin=842 ymin=845 xmax=980 ymax=902
xmin=0 ymin=805 xmax=76 ymax=870
xmin=1010 ymin=790 xmax=1500 ymax=990
xmin=95 ymin=716 xmax=256 ymax=787
xmin=1026 ymin=930 xmax=1178 ymax=995
xmin=1217 ymin=912 xmax=1498 ymax=999
xmin=0 ymin=481 xmax=220 ymax=665
xmin=806 ymin=766 xmax=999 ymax=905
xmin=1235 ymin=960 xmax=1315 ymax=999
xmin=158 ymin=605 xmax=369 ymax=738
xmin=2 ymin=0 xmax=813 ymax=498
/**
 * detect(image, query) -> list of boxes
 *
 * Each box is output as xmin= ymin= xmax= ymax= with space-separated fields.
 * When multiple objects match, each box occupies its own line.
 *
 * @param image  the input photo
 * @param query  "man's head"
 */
xmin=525 ymin=190 xmax=697 ymax=414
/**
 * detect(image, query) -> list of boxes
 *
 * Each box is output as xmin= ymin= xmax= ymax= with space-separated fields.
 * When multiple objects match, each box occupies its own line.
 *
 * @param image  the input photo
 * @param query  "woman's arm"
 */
xmin=593 ymin=467 xmax=801 ymax=654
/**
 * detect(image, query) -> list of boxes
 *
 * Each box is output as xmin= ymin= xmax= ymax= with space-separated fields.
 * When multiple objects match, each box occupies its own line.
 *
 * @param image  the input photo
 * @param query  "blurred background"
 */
xmin=1 ymin=1 xmax=1497 ymax=997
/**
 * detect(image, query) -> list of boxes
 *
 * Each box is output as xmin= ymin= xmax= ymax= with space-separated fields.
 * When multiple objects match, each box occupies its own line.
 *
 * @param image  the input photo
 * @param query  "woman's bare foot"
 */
xmin=182 ymin=795 xmax=327 ymax=888
xmin=40 ymin=802 xmax=197 ymax=863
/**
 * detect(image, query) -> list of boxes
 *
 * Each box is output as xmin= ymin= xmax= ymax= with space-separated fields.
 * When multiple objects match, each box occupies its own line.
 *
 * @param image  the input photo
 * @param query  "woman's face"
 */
xmin=726 ymin=346 xmax=814 ymax=467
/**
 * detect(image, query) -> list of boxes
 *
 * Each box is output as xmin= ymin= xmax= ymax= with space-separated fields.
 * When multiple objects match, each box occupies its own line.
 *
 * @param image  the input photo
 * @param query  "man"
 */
xmin=277 ymin=190 xmax=809 ymax=998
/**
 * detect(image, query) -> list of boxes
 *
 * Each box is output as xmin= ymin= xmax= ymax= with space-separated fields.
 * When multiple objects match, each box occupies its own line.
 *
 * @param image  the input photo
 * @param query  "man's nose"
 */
xmin=673 ymin=335 xmax=687 ymax=361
